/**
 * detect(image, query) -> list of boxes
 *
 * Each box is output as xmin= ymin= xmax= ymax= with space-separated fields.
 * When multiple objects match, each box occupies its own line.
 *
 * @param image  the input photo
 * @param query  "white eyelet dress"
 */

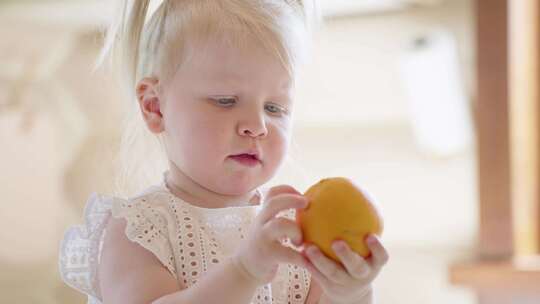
xmin=58 ymin=172 xmax=311 ymax=304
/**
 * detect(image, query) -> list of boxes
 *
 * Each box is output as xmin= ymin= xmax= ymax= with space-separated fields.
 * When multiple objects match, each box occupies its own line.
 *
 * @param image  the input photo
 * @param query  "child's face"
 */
xmin=161 ymin=37 xmax=294 ymax=197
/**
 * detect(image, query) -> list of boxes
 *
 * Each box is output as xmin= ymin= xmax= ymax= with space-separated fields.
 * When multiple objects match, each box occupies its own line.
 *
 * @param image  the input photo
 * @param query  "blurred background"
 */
xmin=1 ymin=0 xmax=539 ymax=303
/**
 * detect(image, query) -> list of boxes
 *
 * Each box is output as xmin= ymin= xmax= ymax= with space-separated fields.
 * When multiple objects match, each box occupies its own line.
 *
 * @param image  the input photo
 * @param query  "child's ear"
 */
xmin=136 ymin=77 xmax=164 ymax=134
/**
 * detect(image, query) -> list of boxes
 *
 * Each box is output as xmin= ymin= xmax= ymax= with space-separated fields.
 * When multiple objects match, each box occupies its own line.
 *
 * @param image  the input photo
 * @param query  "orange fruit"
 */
xmin=296 ymin=177 xmax=383 ymax=263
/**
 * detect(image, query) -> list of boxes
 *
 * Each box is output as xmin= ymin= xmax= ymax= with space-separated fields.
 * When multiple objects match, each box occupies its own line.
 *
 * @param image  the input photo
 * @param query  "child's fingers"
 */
xmin=305 ymin=245 xmax=350 ymax=285
xmin=273 ymin=242 xmax=309 ymax=269
xmin=264 ymin=184 xmax=302 ymax=201
xmin=303 ymin=256 xmax=332 ymax=287
xmin=331 ymin=241 xmax=371 ymax=280
xmin=263 ymin=217 xmax=303 ymax=245
xmin=366 ymin=235 xmax=389 ymax=271
xmin=257 ymin=193 xmax=308 ymax=224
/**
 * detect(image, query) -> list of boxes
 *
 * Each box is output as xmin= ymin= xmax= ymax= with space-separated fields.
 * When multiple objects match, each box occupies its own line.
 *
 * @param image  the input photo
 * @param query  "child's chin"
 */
xmin=217 ymin=181 xmax=258 ymax=196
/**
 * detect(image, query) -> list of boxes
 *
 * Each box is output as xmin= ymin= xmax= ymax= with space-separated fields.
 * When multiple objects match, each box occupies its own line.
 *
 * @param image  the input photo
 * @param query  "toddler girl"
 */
xmin=59 ymin=1 xmax=388 ymax=303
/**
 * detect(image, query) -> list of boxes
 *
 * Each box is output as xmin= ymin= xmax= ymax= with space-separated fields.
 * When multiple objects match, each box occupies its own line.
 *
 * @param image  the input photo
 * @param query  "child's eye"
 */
xmin=214 ymin=97 xmax=236 ymax=106
xmin=265 ymin=103 xmax=288 ymax=116
xmin=211 ymin=97 xmax=288 ymax=116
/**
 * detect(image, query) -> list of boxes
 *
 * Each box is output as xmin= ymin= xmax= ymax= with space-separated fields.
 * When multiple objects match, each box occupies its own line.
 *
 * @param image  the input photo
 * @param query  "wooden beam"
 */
xmin=509 ymin=0 xmax=540 ymax=256
xmin=475 ymin=0 xmax=513 ymax=259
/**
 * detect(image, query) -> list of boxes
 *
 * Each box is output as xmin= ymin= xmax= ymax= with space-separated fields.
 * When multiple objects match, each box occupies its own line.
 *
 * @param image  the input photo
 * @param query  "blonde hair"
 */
xmin=97 ymin=0 xmax=320 ymax=197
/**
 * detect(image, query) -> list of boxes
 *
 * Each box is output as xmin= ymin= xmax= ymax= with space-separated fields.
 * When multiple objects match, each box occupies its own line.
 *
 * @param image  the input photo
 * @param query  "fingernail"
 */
xmin=367 ymin=235 xmax=377 ymax=244
xmin=332 ymin=241 xmax=345 ymax=251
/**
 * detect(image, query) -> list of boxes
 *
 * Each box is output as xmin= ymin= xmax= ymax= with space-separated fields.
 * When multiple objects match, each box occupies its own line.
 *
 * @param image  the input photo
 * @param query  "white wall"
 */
xmin=294 ymin=0 xmax=474 ymax=127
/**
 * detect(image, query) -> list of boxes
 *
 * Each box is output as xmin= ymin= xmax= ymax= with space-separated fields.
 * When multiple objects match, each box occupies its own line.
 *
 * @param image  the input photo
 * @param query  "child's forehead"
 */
xmin=186 ymin=36 xmax=273 ymax=66
xmin=179 ymin=37 xmax=292 ymax=87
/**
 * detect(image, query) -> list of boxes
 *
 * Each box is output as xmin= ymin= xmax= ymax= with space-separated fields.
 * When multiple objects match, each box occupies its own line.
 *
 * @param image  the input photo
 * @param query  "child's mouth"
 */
xmin=229 ymin=154 xmax=260 ymax=167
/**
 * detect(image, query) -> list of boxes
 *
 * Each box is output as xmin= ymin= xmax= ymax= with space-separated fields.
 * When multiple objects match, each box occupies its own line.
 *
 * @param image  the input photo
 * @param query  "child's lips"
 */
xmin=230 ymin=149 xmax=262 ymax=161
xmin=229 ymin=154 xmax=261 ymax=167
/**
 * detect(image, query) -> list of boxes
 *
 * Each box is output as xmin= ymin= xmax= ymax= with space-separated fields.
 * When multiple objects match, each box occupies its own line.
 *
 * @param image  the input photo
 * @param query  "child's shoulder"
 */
xmin=71 ymin=185 xmax=174 ymax=227
xmin=116 ymin=185 xmax=174 ymax=209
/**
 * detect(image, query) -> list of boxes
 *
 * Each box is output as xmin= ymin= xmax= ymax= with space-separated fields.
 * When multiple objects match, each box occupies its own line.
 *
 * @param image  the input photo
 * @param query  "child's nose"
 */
xmin=238 ymin=117 xmax=268 ymax=138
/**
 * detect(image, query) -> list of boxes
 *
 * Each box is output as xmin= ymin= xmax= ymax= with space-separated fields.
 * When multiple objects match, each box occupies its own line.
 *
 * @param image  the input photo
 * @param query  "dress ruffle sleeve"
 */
xmin=110 ymin=192 xmax=177 ymax=279
xmin=58 ymin=191 xmax=177 ymax=303
xmin=58 ymin=193 xmax=116 ymax=302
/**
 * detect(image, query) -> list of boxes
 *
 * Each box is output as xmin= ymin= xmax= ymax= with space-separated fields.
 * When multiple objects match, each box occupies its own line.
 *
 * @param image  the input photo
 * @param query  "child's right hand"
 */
xmin=231 ymin=185 xmax=309 ymax=285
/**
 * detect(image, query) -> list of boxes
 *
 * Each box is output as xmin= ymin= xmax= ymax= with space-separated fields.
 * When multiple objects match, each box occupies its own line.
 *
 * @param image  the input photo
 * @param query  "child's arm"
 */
xmin=98 ymin=217 xmax=180 ymax=303
xmin=152 ymin=256 xmax=260 ymax=304
xmin=99 ymin=217 xmax=260 ymax=304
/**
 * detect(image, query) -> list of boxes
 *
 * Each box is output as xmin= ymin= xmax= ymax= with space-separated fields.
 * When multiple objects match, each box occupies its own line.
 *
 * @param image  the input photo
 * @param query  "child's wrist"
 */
xmin=229 ymin=255 xmax=267 ymax=287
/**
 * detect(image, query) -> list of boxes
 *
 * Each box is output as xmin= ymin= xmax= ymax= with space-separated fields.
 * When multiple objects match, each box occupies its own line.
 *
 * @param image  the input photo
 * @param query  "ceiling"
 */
xmin=0 ymin=0 xmax=446 ymax=29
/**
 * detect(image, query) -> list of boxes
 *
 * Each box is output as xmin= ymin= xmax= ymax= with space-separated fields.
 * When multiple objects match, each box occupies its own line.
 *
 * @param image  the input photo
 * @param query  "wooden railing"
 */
xmin=449 ymin=0 xmax=540 ymax=303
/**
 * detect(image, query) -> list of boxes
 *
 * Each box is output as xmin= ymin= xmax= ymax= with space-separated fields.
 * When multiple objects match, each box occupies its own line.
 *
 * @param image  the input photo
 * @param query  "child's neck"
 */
xmin=164 ymin=168 xmax=261 ymax=209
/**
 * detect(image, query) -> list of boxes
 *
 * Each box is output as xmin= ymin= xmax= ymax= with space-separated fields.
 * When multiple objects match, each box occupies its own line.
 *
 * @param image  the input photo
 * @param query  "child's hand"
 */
xmin=303 ymin=234 xmax=389 ymax=304
xmin=231 ymin=185 xmax=309 ymax=285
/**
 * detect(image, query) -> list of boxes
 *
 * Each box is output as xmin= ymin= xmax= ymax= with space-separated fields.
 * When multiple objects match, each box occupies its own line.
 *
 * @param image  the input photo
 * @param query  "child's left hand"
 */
xmin=302 ymin=234 xmax=389 ymax=304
